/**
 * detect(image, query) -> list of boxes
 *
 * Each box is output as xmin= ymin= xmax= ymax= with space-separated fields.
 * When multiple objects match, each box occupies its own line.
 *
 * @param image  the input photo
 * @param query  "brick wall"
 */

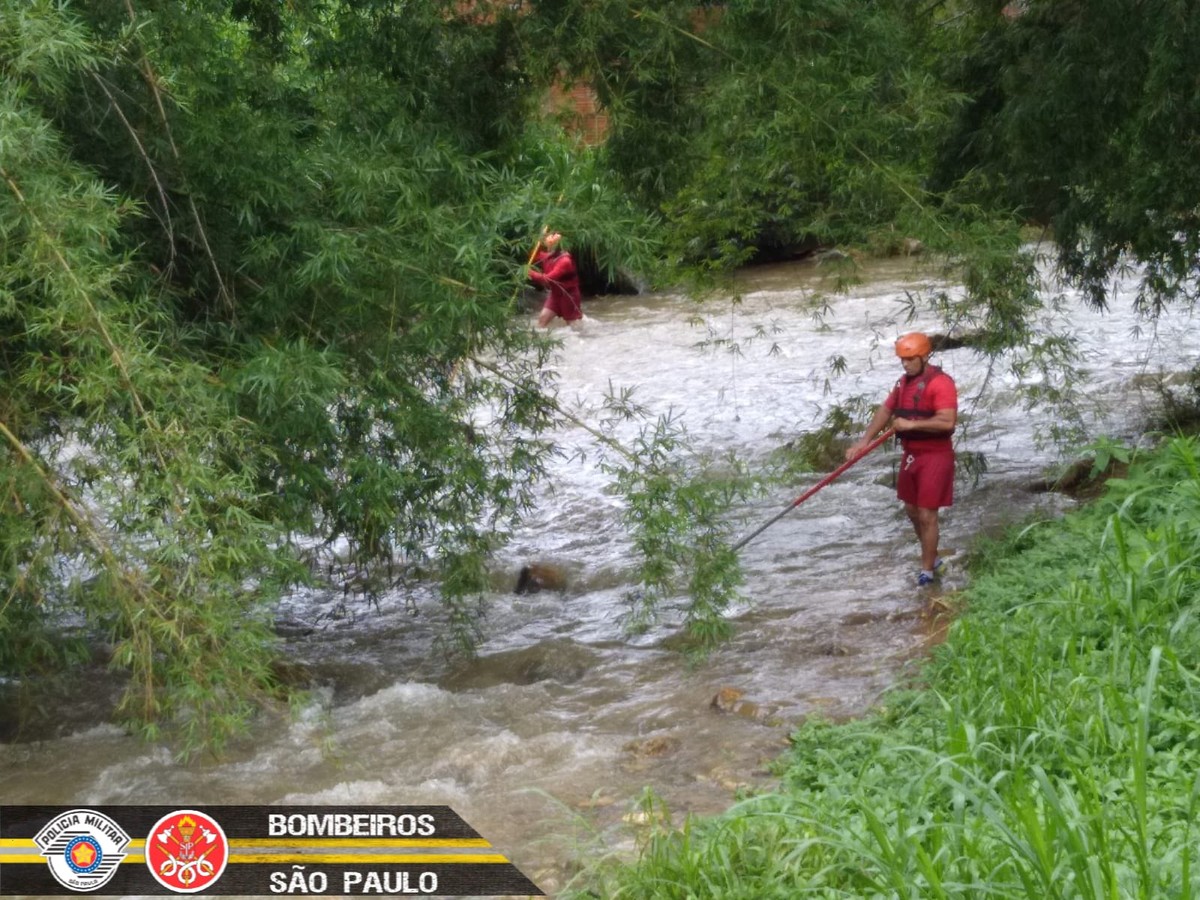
xmin=544 ymin=81 xmax=610 ymax=145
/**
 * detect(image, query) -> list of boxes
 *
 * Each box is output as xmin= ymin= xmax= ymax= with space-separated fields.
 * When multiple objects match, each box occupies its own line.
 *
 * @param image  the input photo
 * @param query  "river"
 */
xmin=1 ymin=253 xmax=1196 ymax=898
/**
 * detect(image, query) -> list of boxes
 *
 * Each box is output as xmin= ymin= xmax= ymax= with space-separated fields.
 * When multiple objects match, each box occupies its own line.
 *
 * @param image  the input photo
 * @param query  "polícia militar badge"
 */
xmin=33 ymin=808 xmax=130 ymax=892
xmin=145 ymin=809 xmax=229 ymax=893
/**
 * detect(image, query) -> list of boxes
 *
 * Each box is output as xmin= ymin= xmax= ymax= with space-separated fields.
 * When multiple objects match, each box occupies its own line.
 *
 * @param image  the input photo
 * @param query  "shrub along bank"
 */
xmin=569 ymin=435 xmax=1200 ymax=898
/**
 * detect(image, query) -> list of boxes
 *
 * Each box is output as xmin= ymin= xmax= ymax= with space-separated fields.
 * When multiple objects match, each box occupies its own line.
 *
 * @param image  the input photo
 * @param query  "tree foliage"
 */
xmin=932 ymin=0 xmax=1200 ymax=312
xmin=0 ymin=0 xmax=660 ymax=752
xmin=4 ymin=0 xmax=1200 ymax=753
xmin=523 ymin=0 xmax=956 ymax=267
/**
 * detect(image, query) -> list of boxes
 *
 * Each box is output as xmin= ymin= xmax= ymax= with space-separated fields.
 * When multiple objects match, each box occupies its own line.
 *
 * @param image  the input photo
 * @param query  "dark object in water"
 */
xmin=514 ymin=563 xmax=566 ymax=595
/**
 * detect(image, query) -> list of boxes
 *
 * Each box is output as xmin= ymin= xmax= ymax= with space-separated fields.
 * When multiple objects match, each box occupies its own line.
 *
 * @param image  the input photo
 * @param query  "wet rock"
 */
xmin=273 ymin=616 xmax=317 ymax=639
xmin=269 ymin=656 xmax=313 ymax=689
xmin=814 ymin=248 xmax=851 ymax=265
xmin=814 ymin=641 xmax=852 ymax=657
xmin=711 ymin=686 xmax=746 ymax=712
xmin=439 ymin=639 xmax=598 ymax=690
xmin=926 ymin=330 xmax=989 ymax=353
xmin=622 ymin=735 xmax=680 ymax=758
xmin=710 ymin=686 xmax=781 ymax=725
xmin=514 ymin=563 xmax=568 ymax=595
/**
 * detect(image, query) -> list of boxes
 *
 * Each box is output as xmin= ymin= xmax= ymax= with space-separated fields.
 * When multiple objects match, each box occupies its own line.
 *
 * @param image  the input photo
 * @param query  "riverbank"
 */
xmin=565 ymin=434 xmax=1200 ymax=897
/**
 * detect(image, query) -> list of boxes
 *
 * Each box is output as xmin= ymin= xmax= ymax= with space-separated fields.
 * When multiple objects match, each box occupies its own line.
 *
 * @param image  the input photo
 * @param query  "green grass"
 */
xmin=566 ymin=436 xmax=1200 ymax=898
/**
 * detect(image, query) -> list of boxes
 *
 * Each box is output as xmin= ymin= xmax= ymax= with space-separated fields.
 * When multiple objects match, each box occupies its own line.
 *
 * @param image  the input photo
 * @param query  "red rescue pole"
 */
xmin=731 ymin=427 xmax=895 ymax=552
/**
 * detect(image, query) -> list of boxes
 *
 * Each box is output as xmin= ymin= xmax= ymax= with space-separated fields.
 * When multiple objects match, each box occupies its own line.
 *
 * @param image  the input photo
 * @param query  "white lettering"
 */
xmin=271 ymin=865 xmax=328 ymax=894
xmin=265 ymin=813 xmax=439 ymax=837
xmin=342 ymin=871 xmax=438 ymax=894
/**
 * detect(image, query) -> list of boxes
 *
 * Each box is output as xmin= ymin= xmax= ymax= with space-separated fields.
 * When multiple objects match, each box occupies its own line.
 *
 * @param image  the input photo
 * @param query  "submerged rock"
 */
xmin=514 ymin=563 xmax=568 ymax=595
xmin=439 ymin=639 xmax=599 ymax=690
xmin=710 ymin=686 xmax=783 ymax=725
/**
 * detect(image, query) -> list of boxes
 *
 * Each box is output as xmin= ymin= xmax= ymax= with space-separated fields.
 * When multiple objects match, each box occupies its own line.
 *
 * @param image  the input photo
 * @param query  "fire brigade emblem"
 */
xmin=144 ymin=810 xmax=229 ymax=893
xmin=33 ymin=808 xmax=130 ymax=892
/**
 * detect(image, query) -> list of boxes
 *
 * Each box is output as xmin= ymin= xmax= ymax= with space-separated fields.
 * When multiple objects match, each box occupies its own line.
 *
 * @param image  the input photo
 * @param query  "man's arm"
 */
xmin=845 ymin=403 xmax=894 ymax=460
xmin=893 ymin=407 xmax=957 ymax=434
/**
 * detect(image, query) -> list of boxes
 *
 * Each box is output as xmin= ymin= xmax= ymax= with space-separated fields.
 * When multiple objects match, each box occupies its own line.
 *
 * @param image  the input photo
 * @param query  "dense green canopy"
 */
xmin=1 ymin=0 xmax=660 ymax=749
xmin=2 ymin=0 xmax=1197 ymax=751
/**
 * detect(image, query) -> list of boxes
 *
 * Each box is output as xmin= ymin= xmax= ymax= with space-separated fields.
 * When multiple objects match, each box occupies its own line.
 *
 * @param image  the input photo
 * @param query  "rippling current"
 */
xmin=1 ymin=254 xmax=1196 ymax=897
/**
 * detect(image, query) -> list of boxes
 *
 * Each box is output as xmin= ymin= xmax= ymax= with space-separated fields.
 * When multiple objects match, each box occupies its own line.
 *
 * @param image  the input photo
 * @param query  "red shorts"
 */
xmin=896 ymin=449 xmax=954 ymax=509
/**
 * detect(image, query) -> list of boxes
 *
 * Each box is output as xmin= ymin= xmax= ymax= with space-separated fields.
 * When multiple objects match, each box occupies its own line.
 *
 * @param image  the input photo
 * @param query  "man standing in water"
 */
xmin=846 ymin=332 xmax=957 ymax=586
xmin=528 ymin=231 xmax=583 ymax=328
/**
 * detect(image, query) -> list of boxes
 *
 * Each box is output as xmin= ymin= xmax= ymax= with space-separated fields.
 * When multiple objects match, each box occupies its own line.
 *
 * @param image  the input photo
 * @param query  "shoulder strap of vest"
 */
xmin=893 ymin=365 xmax=949 ymax=418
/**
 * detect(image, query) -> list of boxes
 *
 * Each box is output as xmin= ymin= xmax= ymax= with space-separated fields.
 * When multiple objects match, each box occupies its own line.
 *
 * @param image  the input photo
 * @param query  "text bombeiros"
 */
xmin=267 ymin=813 xmax=437 ymax=837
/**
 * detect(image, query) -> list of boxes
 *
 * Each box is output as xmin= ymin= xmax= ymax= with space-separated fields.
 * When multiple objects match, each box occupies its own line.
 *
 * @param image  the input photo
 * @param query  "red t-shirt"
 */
xmin=885 ymin=365 xmax=957 ymax=453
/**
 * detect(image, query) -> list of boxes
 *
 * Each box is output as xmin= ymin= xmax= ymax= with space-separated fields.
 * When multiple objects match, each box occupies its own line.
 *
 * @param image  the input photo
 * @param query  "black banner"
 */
xmin=0 ymin=806 xmax=543 ymax=896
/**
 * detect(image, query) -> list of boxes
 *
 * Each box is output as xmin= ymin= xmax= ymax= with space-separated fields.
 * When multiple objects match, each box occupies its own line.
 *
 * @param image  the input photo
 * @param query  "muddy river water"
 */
xmin=1 ymin=254 xmax=1196 ymax=897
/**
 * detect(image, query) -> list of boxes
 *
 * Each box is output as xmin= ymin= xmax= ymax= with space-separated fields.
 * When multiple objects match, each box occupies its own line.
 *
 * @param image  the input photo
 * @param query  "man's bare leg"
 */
xmin=905 ymin=502 xmax=940 ymax=572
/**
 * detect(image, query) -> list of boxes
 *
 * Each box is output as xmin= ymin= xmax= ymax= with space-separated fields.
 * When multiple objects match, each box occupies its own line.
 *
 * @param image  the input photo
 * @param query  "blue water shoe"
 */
xmin=917 ymin=570 xmax=936 ymax=587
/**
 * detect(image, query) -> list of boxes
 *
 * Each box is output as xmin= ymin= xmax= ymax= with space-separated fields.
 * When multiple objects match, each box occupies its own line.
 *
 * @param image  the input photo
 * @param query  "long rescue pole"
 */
xmin=731 ymin=427 xmax=895 ymax=552
xmin=526 ymin=233 xmax=546 ymax=267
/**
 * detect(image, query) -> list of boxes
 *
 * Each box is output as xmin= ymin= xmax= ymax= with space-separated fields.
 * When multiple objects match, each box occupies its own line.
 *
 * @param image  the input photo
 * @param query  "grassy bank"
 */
xmin=567 ymin=436 xmax=1200 ymax=898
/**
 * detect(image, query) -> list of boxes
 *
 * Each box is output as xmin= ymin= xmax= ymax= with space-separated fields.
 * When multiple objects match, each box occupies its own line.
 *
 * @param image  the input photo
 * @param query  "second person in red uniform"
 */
xmin=528 ymin=231 xmax=583 ymax=328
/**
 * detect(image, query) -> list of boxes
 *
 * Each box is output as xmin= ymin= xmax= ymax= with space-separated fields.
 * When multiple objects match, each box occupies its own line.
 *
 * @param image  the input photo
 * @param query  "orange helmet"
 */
xmin=895 ymin=332 xmax=932 ymax=358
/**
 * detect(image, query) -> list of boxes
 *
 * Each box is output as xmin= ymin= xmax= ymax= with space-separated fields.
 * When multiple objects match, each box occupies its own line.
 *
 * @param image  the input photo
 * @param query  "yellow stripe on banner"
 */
xmin=0 ymin=839 xmax=149 ymax=850
xmin=229 ymin=838 xmax=492 ymax=848
xmin=227 ymin=853 xmax=511 ymax=865
xmin=4 ymin=854 xmax=508 ymax=865
xmin=0 ymin=855 xmax=149 ymax=865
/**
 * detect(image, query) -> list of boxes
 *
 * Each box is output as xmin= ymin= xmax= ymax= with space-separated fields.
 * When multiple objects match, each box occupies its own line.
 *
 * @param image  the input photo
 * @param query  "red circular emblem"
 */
xmin=145 ymin=810 xmax=229 ymax=893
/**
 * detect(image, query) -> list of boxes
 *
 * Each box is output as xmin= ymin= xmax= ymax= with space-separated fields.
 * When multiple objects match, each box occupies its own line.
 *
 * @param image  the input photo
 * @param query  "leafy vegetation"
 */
xmin=566 ymin=436 xmax=1200 ymax=897
xmin=4 ymin=0 xmax=1200 ymax=756
xmin=0 ymin=0 xmax=663 ymax=751
xmin=931 ymin=0 xmax=1200 ymax=314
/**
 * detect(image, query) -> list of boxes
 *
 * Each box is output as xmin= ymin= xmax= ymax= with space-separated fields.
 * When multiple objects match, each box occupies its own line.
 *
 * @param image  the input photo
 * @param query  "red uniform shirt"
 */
xmin=529 ymin=250 xmax=583 ymax=321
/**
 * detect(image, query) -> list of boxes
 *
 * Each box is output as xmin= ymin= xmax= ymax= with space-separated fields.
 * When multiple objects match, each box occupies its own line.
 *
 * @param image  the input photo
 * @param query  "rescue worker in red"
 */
xmin=528 ymin=231 xmax=583 ymax=328
xmin=846 ymin=332 xmax=957 ymax=586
